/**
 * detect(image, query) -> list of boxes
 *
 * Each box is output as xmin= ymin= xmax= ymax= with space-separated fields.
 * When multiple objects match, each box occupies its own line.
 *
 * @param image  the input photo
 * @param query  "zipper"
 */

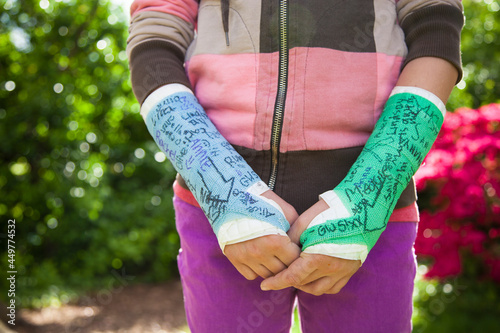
xmin=268 ymin=0 xmax=289 ymax=191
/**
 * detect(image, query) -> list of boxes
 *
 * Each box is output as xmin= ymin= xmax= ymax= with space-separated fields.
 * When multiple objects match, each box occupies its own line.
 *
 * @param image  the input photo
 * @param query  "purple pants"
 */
xmin=174 ymin=196 xmax=418 ymax=333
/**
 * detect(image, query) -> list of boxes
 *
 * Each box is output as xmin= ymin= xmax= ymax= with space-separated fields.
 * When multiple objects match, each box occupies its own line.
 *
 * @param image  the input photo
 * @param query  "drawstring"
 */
xmin=221 ymin=0 xmax=230 ymax=46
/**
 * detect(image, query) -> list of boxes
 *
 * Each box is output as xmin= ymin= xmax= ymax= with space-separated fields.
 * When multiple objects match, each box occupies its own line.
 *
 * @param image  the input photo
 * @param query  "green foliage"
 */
xmin=0 ymin=0 xmax=179 ymax=307
xmin=413 ymin=2 xmax=500 ymax=332
xmin=413 ymin=256 xmax=500 ymax=333
xmin=447 ymin=0 xmax=500 ymax=110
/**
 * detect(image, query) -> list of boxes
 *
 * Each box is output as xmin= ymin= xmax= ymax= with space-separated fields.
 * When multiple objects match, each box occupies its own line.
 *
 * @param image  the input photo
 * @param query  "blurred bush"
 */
xmin=0 ymin=0 xmax=179 ymax=307
xmin=447 ymin=0 xmax=500 ymax=110
xmin=411 ymin=2 xmax=500 ymax=330
xmin=412 ymin=103 xmax=500 ymax=332
xmin=415 ymin=104 xmax=500 ymax=280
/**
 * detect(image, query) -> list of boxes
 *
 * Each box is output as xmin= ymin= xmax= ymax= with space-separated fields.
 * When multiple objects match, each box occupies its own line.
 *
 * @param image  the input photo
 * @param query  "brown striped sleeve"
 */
xmin=127 ymin=10 xmax=196 ymax=104
xmin=398 ymin=3 xmax=464 ymax=83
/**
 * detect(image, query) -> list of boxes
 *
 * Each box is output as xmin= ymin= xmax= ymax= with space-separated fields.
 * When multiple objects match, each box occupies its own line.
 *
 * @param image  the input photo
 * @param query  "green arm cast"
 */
xmin=300 ymin=86 xmax=445 ymax=262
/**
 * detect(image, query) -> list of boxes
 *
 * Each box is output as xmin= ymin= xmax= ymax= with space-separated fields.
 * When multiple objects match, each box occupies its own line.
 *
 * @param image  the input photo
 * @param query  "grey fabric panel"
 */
xmin=373 ymin=0 xmax=407 ymax=56
xmin=259 ymin=0 xmax=376 ymax=54
xmin=127 ymin=10 xmax=195 ymax=59
xmin=186 ymin=0 xmax=262 ymax=59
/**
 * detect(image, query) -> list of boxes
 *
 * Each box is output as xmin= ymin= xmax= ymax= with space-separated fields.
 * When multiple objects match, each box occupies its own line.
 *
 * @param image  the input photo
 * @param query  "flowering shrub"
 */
xmin=414 ymin=103 xmax=500 ymax=281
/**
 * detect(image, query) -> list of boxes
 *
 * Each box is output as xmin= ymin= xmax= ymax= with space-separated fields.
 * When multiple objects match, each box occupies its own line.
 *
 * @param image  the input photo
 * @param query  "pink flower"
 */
xmin=425 ymin=248 xmax=462 ymax=279
xmin=460 ymin=225 xmax=487 ymax=254
xmin=485 ymin=258 xmax=500 ymax=283
xmin=415 ymin=103 xmax=500 ymax=282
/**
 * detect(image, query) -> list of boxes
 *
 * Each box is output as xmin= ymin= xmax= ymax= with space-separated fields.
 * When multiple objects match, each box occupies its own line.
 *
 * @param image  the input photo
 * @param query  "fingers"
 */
xmin=327 ymin=275 xmax=351 ymax=294
xmin=260 ymin=255 xmax=316 ymax=291
xmin=252 ymin=239 xmax=301 ymax=279
xmin=225 ymin=235 xmax=301 ymax=280
xmin=255 ymin=238 xmax=301 ymax=279
xmin=299 ymin=269 xmax=323 ymax=285
xmin=297 ymin=275 xmax=351 ymax=296
xmin=260 ymin=253 xmax=361 ymax=296
xmin=222 ymin=190 xmax=301 ymax=281
xmin=249 ymin=255 xmax=294 ymax=279
xmin=297 ymin=253 xmax=336 ymax=285
xmin=256 ymin=258 xmax=287 ymax=278
xmin=255 ymin=265 xmax=275 ymax=279
xmin=275 ymin=241 xmax=301 ymax=267
xmin=295 ymin=276 xmax=334 ymax=296
xmin=230 ymin=258 xmax=286 ymax=280
xmin=231 ymin=263 xmax=259 ymax=280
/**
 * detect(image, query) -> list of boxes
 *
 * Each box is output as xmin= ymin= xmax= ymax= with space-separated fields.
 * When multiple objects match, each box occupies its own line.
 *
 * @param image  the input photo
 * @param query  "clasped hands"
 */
xmin=224 ymin=190 xmax=361 ymax=296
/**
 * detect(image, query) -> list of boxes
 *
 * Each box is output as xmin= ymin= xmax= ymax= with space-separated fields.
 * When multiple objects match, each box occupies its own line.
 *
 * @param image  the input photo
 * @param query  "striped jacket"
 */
xmin=127 ymin=0 xmax=463 ymax=215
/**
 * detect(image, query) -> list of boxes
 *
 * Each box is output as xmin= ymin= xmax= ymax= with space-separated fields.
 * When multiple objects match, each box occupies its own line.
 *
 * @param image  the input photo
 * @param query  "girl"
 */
xmin=127 ymin=1 xmax=463 ymax=331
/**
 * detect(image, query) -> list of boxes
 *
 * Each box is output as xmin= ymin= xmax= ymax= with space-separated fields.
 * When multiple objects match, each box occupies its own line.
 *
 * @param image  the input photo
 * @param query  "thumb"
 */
xmin=261 ymin=190 xmax=299 ymax=225
xmin=288 ymin=199 xmax=330 ymax=244
xmin=261 ymin=255 xmax=313 ymax=291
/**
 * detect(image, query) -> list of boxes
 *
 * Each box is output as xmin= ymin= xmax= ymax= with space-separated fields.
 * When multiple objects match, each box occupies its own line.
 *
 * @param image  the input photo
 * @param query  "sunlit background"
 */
xmin=1 ymin=0 xmax=499 ymax=332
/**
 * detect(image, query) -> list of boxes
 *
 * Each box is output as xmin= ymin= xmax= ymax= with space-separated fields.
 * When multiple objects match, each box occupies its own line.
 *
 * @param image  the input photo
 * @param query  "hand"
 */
xmin=261 ymin=199 xmax=361 ymax=295
xmin=224 ymin=191 xmax=301 ymax=280
xmin=225 ymin=234 xmax=301 ymax=280
xmin=260 ymin=252 xmax=361 ymax=295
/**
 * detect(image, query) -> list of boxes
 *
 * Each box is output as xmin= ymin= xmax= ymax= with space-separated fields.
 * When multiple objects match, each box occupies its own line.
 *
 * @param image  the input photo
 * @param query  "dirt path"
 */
xmin=12 ymin=280 xmax=189 ymax=333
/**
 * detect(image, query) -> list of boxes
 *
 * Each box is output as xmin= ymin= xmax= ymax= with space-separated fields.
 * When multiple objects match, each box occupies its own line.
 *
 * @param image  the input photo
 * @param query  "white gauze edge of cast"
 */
xmin=217 ymin=181 xmax=288 ymax=253
xmin=302 ymin=190 xmax=368 ymax=262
